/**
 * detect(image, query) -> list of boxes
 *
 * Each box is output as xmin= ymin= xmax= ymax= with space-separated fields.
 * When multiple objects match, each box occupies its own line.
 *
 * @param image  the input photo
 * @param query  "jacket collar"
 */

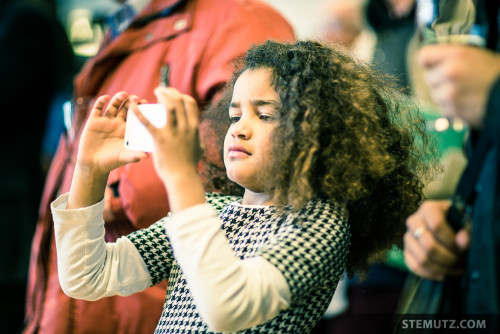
xmin=94 ymin=0 xmax=192 ymax=61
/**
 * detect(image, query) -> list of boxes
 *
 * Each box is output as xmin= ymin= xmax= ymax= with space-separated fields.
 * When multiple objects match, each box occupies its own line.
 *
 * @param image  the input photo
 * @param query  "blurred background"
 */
xmin=58 ymin=0 xmax=332 ymax=59
xmin=1 ymin=0 xmax=468 ymax=333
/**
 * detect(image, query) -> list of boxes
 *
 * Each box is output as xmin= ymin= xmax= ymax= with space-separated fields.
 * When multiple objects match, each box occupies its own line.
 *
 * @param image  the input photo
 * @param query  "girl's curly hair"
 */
xmin=201 ymin=40 xmax=434 ymax=276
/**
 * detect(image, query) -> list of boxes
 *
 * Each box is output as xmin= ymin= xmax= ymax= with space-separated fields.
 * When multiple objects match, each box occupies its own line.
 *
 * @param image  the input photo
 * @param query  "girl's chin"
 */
xmin=226 ymin=174 xmax=253 ymax=190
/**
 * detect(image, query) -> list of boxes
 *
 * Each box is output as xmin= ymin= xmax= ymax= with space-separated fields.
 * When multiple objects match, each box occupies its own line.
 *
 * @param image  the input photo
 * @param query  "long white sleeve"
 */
xmin=166 ymin=203 xmax=291 ymax=333
xmin=52 ymin=193 xmax=152 ymax=300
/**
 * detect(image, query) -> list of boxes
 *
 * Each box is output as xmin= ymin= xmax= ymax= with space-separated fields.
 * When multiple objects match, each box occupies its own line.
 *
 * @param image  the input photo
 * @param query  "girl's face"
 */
xmin=223 ymin=68 xmax=280 ymax=194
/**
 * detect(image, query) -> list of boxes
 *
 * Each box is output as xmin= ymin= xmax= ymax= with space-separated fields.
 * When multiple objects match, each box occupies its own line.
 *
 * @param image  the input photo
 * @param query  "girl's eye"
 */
xmin=229 ymin=115 xmax=241 ymax=123
xmin=259 ymin=114 xmax=275 ymax=121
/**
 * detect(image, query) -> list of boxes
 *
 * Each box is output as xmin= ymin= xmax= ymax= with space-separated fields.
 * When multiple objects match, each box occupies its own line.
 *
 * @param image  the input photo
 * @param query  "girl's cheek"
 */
xmin=223 ymin=136 xmax=230 ymax=162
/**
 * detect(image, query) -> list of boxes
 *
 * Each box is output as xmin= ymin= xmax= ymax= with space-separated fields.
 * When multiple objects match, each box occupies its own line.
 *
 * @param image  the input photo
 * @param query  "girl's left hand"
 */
xmin=131 ymin=87 xmax=203 ymax=184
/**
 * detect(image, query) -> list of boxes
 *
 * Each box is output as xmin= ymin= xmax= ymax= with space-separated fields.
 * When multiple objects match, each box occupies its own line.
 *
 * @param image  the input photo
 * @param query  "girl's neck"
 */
xmin=241 ymin=190 xmax=274 ymax=206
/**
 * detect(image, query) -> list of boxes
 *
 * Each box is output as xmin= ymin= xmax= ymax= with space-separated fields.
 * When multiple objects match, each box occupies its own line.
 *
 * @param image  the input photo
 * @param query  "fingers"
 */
xmin=404 ymin=249 xmax=442 ymax=280
xmin=104 ymin=91 xmax=129 ymax=118
xmin=119 ymin=149 xmax=150 ymax=164
xmin=154 ymin=87 xmax=199 ymax=130
xmin=405 ymin=219 xmax=458 ymax=268
xmin=418 ymin=44 xmax=458 ymax=69
xmin=183 ymin=94 xmax=199 ymax=129
xmin=404 ymin=225 xmax=460 ymax=277
xmin=406 ymin=201 xmax=455 ymax=247
xmin=455 ymin=228 xmax=471 ymax=251
xmin=90 ymin=91 xmax=129 ymax=119
xmin=418 ymin=45 xmax=445 ymax=68
xmin=118 ymin=95 xmax=140 ymax=122
xmin=404 ymin=227 xmax=465 ymax=280
xmin=404 ymin=247 xmax=446 ymax=281
xmin=404 ymin=200 xmax=466 ymax=280
xmin=419 ymin=45 xmax=468 ymax=89
xmin=91 ymin=92 xmax=140 ymax=123
xmin=155 ymin=87 xmax=185 ymax=129
xmin=90 ymin=95 xmax=110 ymax=118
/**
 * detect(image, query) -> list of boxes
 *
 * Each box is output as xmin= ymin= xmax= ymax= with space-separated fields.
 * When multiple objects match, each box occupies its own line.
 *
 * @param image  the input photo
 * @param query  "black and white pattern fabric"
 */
xmin=127 ymin=193 xmax=350 ymax=333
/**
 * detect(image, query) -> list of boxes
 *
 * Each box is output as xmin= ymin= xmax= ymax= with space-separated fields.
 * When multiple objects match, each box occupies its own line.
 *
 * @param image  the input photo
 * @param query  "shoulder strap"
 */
xmin=446 ymin=77 xmax=500 ymax=230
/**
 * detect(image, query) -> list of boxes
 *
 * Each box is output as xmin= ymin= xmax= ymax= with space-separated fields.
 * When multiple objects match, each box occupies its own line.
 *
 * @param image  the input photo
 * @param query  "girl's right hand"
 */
xmin=68 ymin=92 xmax=149 ymax=209
xmin=76 ymin=92 xmax=149 ymax=177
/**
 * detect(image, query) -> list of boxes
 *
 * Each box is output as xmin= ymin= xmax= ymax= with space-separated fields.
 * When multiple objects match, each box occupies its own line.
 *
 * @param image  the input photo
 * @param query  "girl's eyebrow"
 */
xmin=252 ymin=99 xmax=280 ymax=107
xmin=229 ymin=100 xmax=280 ymax=108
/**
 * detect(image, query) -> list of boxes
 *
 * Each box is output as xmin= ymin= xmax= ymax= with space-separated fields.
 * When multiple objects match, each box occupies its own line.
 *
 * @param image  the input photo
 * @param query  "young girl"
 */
xmin=52 ymin=40 xmax=428 ymax=333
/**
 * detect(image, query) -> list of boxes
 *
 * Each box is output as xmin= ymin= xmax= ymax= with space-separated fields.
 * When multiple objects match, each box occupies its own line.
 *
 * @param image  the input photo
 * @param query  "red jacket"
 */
xmin=24 ymin=0 xmax=294 ymax=333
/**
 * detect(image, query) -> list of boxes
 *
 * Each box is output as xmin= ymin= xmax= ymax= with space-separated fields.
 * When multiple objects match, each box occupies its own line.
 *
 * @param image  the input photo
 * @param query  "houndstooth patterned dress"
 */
xmin=127 ymin=193 xmax=350 ymax=333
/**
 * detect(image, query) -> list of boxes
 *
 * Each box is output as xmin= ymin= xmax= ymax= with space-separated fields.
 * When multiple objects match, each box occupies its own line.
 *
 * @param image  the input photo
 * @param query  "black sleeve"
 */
xmin=484 ymin=76 xmax=500 ymax=144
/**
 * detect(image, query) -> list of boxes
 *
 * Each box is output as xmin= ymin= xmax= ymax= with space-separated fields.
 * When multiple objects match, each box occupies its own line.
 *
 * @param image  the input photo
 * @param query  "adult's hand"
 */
xmin=418 ymin=44 xmax=500 ymax=129
xmin=404 ymin=200 xmax=470 ymax=281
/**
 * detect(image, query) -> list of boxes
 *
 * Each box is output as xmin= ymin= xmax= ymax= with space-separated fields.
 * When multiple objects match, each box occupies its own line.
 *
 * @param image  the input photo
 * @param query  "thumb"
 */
xmin=119 ymin=150 xmax=150 ymax=165
xmin=455 ymin=228 xmax=470 ymax=252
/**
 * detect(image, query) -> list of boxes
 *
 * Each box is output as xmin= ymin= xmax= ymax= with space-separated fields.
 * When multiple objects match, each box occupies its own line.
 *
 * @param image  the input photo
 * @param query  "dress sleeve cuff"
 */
xmin=168 ymin=203 xmax=218 ymax=226
xmin=51 ymin=192 xmax=105 ymax=223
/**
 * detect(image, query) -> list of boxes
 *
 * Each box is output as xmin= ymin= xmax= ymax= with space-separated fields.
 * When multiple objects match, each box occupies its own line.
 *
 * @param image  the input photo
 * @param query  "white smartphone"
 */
xmin=124 ymin=104 xmax=166 ymax=152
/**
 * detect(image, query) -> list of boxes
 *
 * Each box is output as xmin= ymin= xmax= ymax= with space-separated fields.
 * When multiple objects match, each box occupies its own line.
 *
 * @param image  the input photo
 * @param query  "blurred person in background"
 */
xmin=404 ymin=0 xmax=500 ymax=331
xmin=23 ymin=0 xmax=294 ymax=333
xmin=0 ymin=0 xmax=76 ymax=333
xmin=370 ymin=0 xmax=468 ymax=205
xmin=319 ymin=0 xmax=375 ymax=63
xmin=367 ymin=0 xmax=417 ymax=88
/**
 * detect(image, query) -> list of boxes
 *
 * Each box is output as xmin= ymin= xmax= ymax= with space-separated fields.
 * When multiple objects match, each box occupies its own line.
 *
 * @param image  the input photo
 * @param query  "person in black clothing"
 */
xmin=404 ymin=0 xmax=500 ymax=332
xmin=0 ymin=0 xmax=76 ymax=332
xmin=366 ymin=0 xmax=417 ymax=90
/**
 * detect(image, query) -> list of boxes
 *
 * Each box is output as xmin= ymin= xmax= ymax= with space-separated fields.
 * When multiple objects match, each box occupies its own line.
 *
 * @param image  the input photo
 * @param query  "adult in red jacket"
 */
xmin=23 ymin=0 xmax=294 ymax=333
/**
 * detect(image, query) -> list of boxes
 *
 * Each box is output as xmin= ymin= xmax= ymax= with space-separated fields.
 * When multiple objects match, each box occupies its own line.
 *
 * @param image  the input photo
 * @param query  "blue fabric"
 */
xmin=105 ymin=3 xmax=136 ymax=39
xmin=461 ymin=76 xmax=500 ymax=334
xmin=454 ymin=2 xmax=500 ymax=323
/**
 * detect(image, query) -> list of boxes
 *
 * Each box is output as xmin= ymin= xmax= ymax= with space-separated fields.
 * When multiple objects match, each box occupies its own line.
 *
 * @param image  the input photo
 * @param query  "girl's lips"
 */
xmin=228 ymin=144 xmax=251 ymax=157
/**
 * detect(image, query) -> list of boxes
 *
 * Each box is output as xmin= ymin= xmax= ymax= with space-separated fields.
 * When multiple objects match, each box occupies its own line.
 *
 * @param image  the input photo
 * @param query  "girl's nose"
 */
xmin=231 ymin=117 xmax=252 ymax=139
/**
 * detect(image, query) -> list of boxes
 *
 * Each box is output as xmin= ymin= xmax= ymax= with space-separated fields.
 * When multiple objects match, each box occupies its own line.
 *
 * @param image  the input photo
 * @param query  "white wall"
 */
xmin=262 ymin=0 xmax=329 ymax=39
